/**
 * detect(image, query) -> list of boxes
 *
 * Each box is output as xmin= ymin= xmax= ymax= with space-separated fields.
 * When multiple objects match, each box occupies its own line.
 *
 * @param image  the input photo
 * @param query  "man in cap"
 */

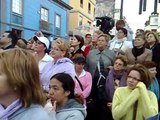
xmin=33 ymin=35 xmax=53 ymax=71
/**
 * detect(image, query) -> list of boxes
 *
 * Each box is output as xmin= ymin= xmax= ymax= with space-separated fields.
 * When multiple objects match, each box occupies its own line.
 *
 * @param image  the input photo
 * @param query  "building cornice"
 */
xmin=69 ymin=10 xmax=94 ymax=21
xmin=51 ymin=0 xmax=72 ymax=10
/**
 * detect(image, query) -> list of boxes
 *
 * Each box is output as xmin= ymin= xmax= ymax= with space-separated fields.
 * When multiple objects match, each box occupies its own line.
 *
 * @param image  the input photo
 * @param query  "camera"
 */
xmin=95 ymin=16 xmax=115 ymax=34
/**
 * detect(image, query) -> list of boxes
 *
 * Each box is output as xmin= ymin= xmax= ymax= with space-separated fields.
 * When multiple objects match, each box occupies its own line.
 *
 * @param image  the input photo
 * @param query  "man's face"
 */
xmin=0 ymin=32 xmax=11 ymax=46
xmin=85 ymin=35 xmax=92 ymax=45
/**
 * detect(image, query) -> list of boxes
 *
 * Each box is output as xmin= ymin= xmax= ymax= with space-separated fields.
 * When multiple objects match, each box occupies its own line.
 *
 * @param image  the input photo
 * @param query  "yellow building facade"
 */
xmin=68 ymin=0 xmax=96 ymax=35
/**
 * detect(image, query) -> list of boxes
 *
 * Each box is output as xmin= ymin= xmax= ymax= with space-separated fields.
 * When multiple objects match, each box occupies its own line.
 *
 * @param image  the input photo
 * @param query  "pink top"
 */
xmin=76 ymin=70 xmax=92 ymax=104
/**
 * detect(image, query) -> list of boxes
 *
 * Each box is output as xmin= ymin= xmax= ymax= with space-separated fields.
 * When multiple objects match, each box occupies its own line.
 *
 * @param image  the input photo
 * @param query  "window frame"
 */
xmin=88 ymin=2 xmax=91 ymax=14
xmin=40 ymin=7 xmax=49 ymax=22
xmin=12 ymin=0 xmax=22 ymax=15
xmin=79 ymin=16 xmax=83 ymax=26
xmin=80 ymin=0 xmax=83 ymax=8
xmin=55 ymin=13 xmax=61 ymax=36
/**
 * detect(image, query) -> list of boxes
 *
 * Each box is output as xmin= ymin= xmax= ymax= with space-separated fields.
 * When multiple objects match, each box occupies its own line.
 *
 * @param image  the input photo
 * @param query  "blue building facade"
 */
xmin=0 ymin=0 xmax=72 ymax=41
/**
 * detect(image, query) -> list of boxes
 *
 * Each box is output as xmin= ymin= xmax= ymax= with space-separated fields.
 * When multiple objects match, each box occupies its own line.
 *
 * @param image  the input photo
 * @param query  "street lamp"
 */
xmin=120 ymin=0 xmax=123 ymax=19
xmin=149 ymin=13 xmax=159 ymax=26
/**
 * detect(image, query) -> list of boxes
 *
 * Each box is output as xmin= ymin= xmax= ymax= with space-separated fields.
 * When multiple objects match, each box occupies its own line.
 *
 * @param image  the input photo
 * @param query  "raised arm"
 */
xmin=112 ymin=87 xmax=140 ymax=119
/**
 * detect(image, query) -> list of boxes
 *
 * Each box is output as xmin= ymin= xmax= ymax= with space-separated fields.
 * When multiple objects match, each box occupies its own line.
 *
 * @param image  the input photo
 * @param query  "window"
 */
xmin=56 ymin=14 xmax=61 ymax=28
xmin=79 ymin=16 xmax=83 ymax=26
xmin=12 ymin=0 xmax=22 ymax=25
xmin=55 ymin=14 xmax=61 ymax=35
xmin=12 ymin=0 xmax=22 ymax=14
xmin=80 ymin=0 xmax=83 ymax=8
xmin=41 ymin=7 xmax=48 ymax=22
xmin=94 ymin=7 xmax=95 ymax=17
xmin=88 ymin=3 xmax=91 ymax=14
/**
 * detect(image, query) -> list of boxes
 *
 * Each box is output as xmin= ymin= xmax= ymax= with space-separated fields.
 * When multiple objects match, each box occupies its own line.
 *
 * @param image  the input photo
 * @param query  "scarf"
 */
xmin=149 ymin=77 xmax=160 ymax=100
xmin=132 ymin=46 xmax=145 ymax=58
xmin=105 ymin=68 xmax=127 ymax=102
xmin=0 ymin=99 xmax=22 ymax=120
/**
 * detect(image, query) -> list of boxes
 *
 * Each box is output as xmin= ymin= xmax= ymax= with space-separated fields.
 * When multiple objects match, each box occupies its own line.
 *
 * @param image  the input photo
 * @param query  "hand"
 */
xmin=114 ymin=79 xmax=120 ymax=89
xmin=44 ymin=99 xmax=53 ymax=112
xmin=107 ymin=66 xmax=113 ymax=70
xmin=136 ymin=82 xmax=146 ymax=89
xmin=51 ymin=100 xmax=57 ymax=112
xmin=114 ymin=48 xmax=124 ymax=54
xmin=114 ymin=48 xmax=121 ymax=52
xmin=107 ymin=102 xmax=112 ymax=110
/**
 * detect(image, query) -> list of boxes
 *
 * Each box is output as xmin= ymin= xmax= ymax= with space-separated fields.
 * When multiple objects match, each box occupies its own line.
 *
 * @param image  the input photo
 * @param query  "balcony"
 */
xmin=40 ymin=20 xmax=53 ymax=32
xmin=11 ymin=13 xmax=22 ymax=25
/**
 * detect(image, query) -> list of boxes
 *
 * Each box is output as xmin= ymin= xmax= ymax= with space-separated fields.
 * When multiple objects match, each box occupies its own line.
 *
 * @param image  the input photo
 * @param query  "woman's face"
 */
xmin=75 ymin=63 xmax=84 ymax=73
xmin=126 ymin=70 xmax=141 ymax=89
xmin=117 ymin=30 xmax=126 ymax=39
xmin=71 ymin=37 xmax=79 ymax=47
xmin=92 ymin=33 xmax=99 ymax=44
xmin=148 ymin=67 xmax=157 ymax=78
xmin=26 ymin=41 xmax=33 ymax=49
xmin=50 ymin=43 xmax=65 ymax=60
xmin=134 ymin=37 xmax=145 ymax=48
xmin=48 ymin=78 xmax=69 ymax=105
xmin=97 ymin=36 xmax=107 ymax=50
xmin=147 ymin=34 xmax=156 ymax=45
xmin=113 ymin=59 xmax=124 ymax=71
xmin=34 ymin=40 xmax=46 ymax=53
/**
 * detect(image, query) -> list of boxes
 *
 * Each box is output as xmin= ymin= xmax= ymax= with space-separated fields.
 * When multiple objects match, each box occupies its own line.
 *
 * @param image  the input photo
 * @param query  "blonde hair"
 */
xmin=94 ymin=30 xmax=103 ymax=36
xmin=52 ymin=38 xmax=70 ymax=57
xmin=0 ymin=48 xmax=46 ymax=107
xmin=98 ymin=34 xmax=111 ymax=42
xmin=147 ymin=31 xmax=159 ymax=44
xmin=16 ymin=39 xmax=27 ymax=49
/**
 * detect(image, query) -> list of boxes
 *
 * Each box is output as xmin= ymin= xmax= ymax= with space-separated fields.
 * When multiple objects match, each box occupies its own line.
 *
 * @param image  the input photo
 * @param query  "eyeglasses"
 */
xmin=114 ymin=62 xmax=123 ymax=66
xmin=51 ymin=47 xmax=61 ymax=51
xmin=117 ymin=31 xmax=124 ymax=34
xmin=35 ymin=41 xmax=43 ymax=45
xmin=127 ymin=76 xmax=141 ymax=82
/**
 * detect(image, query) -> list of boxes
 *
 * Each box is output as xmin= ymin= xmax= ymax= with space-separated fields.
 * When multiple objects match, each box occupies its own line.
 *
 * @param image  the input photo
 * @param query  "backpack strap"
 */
xmin=75 ymin=76 xmax=84 ymax=91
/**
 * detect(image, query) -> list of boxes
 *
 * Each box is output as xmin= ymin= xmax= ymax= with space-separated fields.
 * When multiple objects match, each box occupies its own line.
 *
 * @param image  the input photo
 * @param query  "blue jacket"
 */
xmin=146 ymin=113 xmax=160 ymax=120
xmin=9 ymin=104 xmax=53 ymax=120
xmin=50 ymin=99 xmax=86 ymax=120
xmin=149 ymin=77 xmax=160 ymax=101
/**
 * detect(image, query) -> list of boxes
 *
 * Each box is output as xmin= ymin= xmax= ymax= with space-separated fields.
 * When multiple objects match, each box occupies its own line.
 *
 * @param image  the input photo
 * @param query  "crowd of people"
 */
xmin=0 ymin=19 xmax=160 ymax=120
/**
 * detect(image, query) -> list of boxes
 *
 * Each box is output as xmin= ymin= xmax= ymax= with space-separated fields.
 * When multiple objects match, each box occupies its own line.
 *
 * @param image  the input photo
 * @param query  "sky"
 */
xmin=122 ymin=0 xmax=158 ymax=33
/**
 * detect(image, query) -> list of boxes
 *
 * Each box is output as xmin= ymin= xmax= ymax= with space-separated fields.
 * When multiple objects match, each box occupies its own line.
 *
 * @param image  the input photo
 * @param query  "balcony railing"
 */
xmin=40 ymin=20 xmax=53 ymax=32
xmin=12 ymin=13 xmax=22 ymax=25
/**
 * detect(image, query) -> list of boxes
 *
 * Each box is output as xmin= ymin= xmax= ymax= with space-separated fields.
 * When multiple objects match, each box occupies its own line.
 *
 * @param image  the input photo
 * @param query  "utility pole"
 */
xmin=139 ymin=0 xmax=143 ymax=14
xmin=153 ymin=0 xmax=158 ymax=14
xmin=120 ymin=0 xmax=124 ymax=19
xmin=143 ymin=0 xmax=147 ymax=11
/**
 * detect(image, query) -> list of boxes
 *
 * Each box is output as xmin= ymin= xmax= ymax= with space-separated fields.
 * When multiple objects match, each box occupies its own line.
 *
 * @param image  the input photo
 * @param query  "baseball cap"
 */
xmin=33 ymin=36 xmax=49 ymax=49
xmin=73 ymin=57 xmax=86 ymax=64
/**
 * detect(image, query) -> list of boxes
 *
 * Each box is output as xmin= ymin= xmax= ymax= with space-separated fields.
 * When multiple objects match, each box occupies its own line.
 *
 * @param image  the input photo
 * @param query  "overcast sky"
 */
xmin=122 ymin=0 xmax=158 ymax=33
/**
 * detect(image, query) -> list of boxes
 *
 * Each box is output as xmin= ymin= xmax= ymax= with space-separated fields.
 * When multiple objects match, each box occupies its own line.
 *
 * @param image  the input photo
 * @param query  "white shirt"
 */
xmin=39 ymin=53 xmax=53 ymax=72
